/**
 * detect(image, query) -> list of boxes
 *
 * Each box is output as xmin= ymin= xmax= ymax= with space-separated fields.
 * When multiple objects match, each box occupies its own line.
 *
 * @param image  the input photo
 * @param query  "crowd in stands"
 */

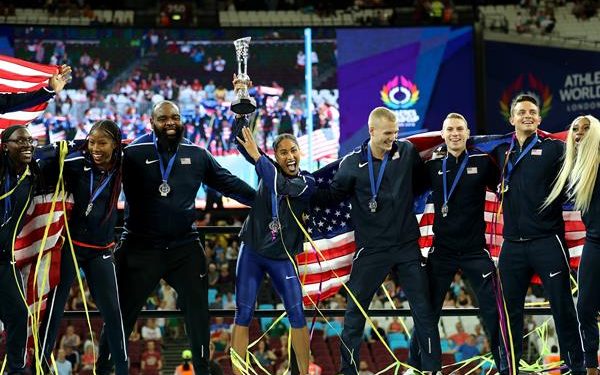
xmin=571 ymin=0 xmax=598 ymax=19
xmin=16 ymin=38 xmax=339 ymax=156
xmin=515 ymin=0 xmax=557 ymax=34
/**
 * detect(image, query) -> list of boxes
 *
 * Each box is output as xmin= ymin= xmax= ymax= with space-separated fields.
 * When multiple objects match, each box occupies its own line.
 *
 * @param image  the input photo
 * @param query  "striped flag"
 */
xmin=0 ymin=55 xmax=57 ymax=127
xmin=297 ymin=127 xmax=339 ymax=161
xmin=297 ymin=132 xmax=582 ymax=305
xmin=13 ymin=193 xmax=74 ymax=349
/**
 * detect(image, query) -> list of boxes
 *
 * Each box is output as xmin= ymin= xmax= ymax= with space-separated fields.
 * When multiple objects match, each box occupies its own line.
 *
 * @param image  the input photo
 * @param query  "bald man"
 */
xmin=312 ymin=107 xmax=441 ymax=375
xmin=96 ymin=101 xmax=256 ymax=375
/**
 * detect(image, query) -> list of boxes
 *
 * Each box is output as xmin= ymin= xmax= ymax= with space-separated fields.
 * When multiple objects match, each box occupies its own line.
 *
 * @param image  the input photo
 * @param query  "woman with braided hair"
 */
xmin=38 ymin=120 xmax=129 ymax=375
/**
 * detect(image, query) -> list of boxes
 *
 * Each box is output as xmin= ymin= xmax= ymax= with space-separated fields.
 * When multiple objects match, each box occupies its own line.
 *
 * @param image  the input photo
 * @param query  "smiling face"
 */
xmin=88 ymin=128 xmax=117 ymax=169
xmin=510 ymin=100 xmax=541 ymax=136
xmin=441 ymin=117 xmax=470 ymax=155
xmin=151 ymin=101 xmax=184 ymax=143
xmin=274 ymin=137 xmax=301 ymax=176
xmin=369 ymin=118 xmax=398 ymax=156
xmin=3 ymin=128 xmax=34 ymax=169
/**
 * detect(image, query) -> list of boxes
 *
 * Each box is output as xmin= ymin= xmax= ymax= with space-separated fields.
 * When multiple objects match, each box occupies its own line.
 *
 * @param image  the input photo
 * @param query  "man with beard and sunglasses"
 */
xmin=96 ymin=100 xmax=256 ymax=375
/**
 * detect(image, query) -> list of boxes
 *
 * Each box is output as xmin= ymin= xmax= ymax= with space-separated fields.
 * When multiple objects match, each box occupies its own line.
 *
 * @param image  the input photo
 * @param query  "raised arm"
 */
xmin=0 ymin=64 xmax=72 ymax=114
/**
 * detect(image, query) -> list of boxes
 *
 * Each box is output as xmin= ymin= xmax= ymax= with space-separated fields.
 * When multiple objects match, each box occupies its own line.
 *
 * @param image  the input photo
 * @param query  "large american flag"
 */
xmin=0 ymin=55 xmax=72 ymax=361
xmin=0 ymin=55 xmax=57 ymax=127
xmin=296 ymin=131 xmax=582 ymax=305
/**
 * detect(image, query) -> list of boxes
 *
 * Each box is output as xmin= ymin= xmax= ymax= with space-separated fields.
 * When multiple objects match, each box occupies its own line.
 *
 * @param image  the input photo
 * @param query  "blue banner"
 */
xmin=485 ymin=41 xmax=600 ymax=134
xmin=336 ymin=27 xmax=476 ymax=155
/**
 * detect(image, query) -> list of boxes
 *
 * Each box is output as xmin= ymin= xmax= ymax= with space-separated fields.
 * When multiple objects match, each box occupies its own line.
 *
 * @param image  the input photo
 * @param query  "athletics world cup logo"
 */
xmin=380 ymin=75 xmax=420 ymax=110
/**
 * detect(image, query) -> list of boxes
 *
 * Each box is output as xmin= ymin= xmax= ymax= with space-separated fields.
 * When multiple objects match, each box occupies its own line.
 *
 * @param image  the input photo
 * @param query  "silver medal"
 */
xmin=159 ymin=181 xmax=171 ymax=197
xmin=269 ymin=218 xmax=281 ymax=233
xmin=441 ymin=204 xmax=448 ymax=218
xmin=368 ymin=198 xmax=377 ymax=213
xmin=85 ymin=203 xmax=93 ymax=216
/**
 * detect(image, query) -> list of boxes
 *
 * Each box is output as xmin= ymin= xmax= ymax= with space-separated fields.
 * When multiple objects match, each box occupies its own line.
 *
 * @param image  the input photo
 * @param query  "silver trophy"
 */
xmin=231 ymin=37 xmax=257 ymax=115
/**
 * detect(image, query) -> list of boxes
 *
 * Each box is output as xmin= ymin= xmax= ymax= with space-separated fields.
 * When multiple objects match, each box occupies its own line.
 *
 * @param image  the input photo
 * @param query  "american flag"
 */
xmin=0 ymin=55 xmax=57 ymax=127
xmin=297 ymin=127 xmax=339 ymax=161
xmin=0 ymin=55 xmax=71 ymax=361
xmin=14 ymin=194 xmax=74 ymax=320
xmin=297 ymin=132 xmax=582 ymax=305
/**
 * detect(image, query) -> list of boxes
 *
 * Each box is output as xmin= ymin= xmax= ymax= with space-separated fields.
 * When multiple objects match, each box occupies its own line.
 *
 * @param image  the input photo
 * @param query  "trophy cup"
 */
xmin=231 ymin=37 xmax=257 ymax=115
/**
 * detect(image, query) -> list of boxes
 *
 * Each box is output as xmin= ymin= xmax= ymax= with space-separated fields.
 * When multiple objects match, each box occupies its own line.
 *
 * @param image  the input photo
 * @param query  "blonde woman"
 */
xmin=545 ymin=115 xmax=600 ymax=375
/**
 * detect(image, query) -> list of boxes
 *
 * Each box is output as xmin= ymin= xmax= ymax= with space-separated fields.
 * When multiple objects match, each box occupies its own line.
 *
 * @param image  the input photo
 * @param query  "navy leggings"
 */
xmin=577 ymin=238 xmax=600 ymax=369
xmin=234 ymin=243 xmax=306 ymax=328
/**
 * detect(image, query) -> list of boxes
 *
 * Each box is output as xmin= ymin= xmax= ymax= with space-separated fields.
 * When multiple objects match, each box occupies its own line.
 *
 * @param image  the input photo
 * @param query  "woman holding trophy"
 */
xmin=229 ymin=37 xmax=314 ymax=375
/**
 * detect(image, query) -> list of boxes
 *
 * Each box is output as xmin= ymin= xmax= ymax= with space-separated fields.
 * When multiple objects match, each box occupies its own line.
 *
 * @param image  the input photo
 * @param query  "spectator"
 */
xmin=388 ymin=317 xmax=408 ymax=336
xmin=367 ymin=320 xmax=387 ymax=343
xmin=207 ymin=262 xmax=220 ymax=287
xmin=210 ymin=317 xmax=230 ymax=334
xmin=473 ymin=324 xmax=486 ymax=348
xmin=213 ymin=55 xmax=226 ymax=72
xmin=358 ymin=360 xmax=374 ymax=375
xmin=448 ymin=322 xmax=470 ymax=346
xmin=516 ymin=11 xmax=533 ymax=33
xmin=80 ymin=345 xmax=95 ymax=370
xmin=204 ymin=56 xmax=214 ymax=72
xmin=60 ymin=325 xmax=81 ymax=350
xmin=253 ymin=339 xmax=277 ymax=368
xmin=213 ymin=330 xmax=231 ymax=353
xmin=64 ymin=345 xmax=80 ymax=373
xmin=455 ymin=288 xmax=473 ymax=308
xmin=140 ymin=341 xmax=162 ymax=375
xmin=141 ymin=318 xmax=163 ymax=342
xmin=456 ymin=334 xmax=480 ymax=361
xmin=55 ymin=348 xmax=73 ymax=375
xmin=160 ymin=282 xmax=178 ymax=310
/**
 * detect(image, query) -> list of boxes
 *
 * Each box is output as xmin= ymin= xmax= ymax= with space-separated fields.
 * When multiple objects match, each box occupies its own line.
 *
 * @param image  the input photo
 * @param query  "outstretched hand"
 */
xmin=236 ymin=126 xmax=261 ymax=162
xmin=48 ymin=64 xmax=72 ymax=93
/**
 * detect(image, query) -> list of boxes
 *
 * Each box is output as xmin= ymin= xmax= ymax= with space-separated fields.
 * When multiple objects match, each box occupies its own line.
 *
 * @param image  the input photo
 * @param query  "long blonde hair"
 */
xmin=544 ymin=115 xmax=600 ymax=213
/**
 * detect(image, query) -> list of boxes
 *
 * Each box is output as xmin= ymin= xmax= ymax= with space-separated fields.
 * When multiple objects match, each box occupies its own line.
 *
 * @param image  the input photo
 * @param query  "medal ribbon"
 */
xmin=152 ymin=132 xmax=179 ymax=187
xmin=442 ymin=150 xmax=469 ymax=211
xmin=87 ymin=168 xmax=115 ymax=213
xmin=2 ymin=167 xmax=30 ymax=223
xmin=367 ymin=145 xmax=389 ymax=207
xmin=503 ymin=133 xmax=538 ymax=186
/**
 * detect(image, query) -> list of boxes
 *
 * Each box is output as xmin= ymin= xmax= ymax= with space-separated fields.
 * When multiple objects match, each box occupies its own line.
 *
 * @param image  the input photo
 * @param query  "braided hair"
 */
xmin=82 ymin=120 xmax=123 ymax=222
